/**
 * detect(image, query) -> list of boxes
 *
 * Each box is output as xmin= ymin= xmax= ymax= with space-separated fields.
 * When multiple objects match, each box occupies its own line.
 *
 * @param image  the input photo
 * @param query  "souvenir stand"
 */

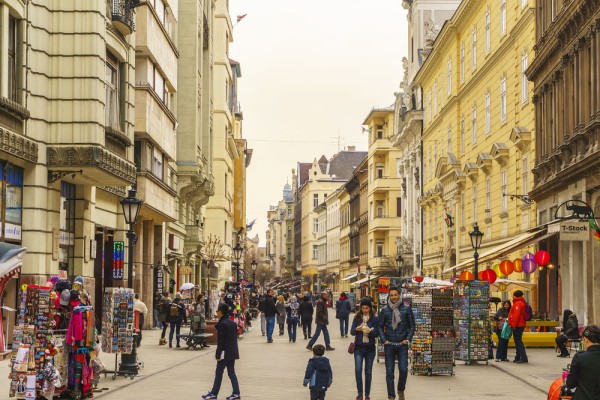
xmin=101 ymin=287 xmax=135 ymax=379
xmin=453 ymin=280 xmax=490 ymax=364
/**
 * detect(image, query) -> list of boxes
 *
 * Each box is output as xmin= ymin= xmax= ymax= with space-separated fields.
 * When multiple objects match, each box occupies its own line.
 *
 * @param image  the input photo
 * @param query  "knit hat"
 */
xmin=55 ymin=279 xmax=71 ymax=293
xmin=59 ymin=289 xmax=71 ymax=306
xmin=74 ymin=276 xmax=84 ymax=286
xmin=49 ymin=276 xmax=59 ymax=286
xmin=360 ymin=297 xmax=372 ymax=308
xmin=175 ymin=292 xmax=182 ymax=299
xmin=513 ymin=290 xmax=524 ymax=298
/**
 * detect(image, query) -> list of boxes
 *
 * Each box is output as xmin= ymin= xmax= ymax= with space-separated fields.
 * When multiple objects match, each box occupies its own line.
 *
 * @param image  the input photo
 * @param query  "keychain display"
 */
xmin=453 ymin=280 xmax=490 ymax=364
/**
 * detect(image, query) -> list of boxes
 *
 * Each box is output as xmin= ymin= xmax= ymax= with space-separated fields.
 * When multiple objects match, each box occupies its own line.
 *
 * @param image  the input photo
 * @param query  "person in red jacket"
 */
xmin=507 ymin=290 xmax=528 ymax=363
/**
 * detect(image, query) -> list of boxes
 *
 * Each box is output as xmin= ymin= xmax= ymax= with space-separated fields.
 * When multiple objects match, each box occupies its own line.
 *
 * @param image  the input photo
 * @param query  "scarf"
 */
xmin=361 ymin=315 xmax=372 ymax=343
xmin=389 ymin=299 xmax=402 ymax=330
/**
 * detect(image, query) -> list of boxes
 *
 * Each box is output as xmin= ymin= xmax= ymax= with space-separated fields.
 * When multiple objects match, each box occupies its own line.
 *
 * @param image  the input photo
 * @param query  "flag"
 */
xmin=589 ymin=218 xmax=600 ymax=243
xmin=236 ymin=14 xmax=247 ymax=22
xmin=361 ymin=127 xmax=372 ymax=135
xmin=445 ymin=213 xmax=454 ymax=228
xmin=246 ymin=219 xmax=256 ymax=231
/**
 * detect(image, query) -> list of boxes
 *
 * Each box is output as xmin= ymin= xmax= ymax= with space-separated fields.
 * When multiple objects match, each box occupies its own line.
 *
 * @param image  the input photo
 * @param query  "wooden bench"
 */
xmin=492 ymin=332 xmax=557 ymax=348
xmin=177 ymin=333 xmax=213 ymax=350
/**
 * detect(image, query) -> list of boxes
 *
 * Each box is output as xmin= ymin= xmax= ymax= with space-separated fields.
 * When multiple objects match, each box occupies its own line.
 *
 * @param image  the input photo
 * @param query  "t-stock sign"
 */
xmin=113 ymin=241 xmax=125 ymax=279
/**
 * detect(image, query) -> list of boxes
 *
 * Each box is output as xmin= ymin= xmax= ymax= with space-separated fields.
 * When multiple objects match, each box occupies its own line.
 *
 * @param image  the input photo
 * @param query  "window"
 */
xmin=152 ymin=64 xmax=169 ymax=107
xmin=485 ymin=11 xmax=491 ymax=53
xmin=522 ymin=155 xmax=530 ymax=194
xmin=447 ymin=58 xmax=452 ymax=95
xmin=471 ymin=105 xmax=477 ymax=145
xmin=485 ymin=91 xmax=491 ymax=134
xmin=447 ymin=125 xmax=452 ymax=153
xmin=501 ymin=0 xmax=507 ymax=36
xmin=501 ymin=169 xmax=508 ymax=213
xmin=287 ymin=226 xmax=292 ymax=239
xmin=287 ymin=206 xmax=292 ymax=217
xmin=375 ymin=240 xmax=384 ymax=257
xmin=397 ymin=198 xmax=402 ymax=217
xmin=472 ymin=28 xmax=477 ymax=69
xmin=312 ymin=245 xmax=318 ymax=259
xmin=152 ymin=147 xmax=163 ymax=180
xmin=460 ymin=117 xmax=465 ymax=154
xmin=472 ymin=184 xmax=478 ymax=222
xmin=485 ymin=177 xmax=491 ymax=212
xmin=460 ymin=43 xmax=465 ymax=83
xmin=105 ymin=52 xmax=122 ymax=131
xmin=376 ymin=163 xmax=384 ymax=178
xmin=433 ymin=82 xmax=438 ymax=114
xmin=313 ymin=194 xmax=319 ymax=208
xmin=500 ymin=76 xmax=507 ymax=123
xmin=376 ymin=127 xmax=384 ymax=139
xmin=287 ymin=247 xmax=292 ymax=262
xmin=521 ymin=52 xmax=529 ymax=104
xmin=376 ymin=200 xmax=385 ymax=217
xmin=8 ymin=17 xmax=18 ymax=102
xmin=313 ymin=218 xmax=318 ymax=233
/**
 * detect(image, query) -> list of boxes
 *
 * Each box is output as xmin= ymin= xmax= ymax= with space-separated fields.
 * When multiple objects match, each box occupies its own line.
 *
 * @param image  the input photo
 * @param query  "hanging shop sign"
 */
xmin=179 ymin=265 xmax=193 ymax=274
xmin=113 ymin=241 xmax=125 ymax=279
xmin=560 ymin=221 xmax=590 ymax=241
xmin=155 ymin=267 xmax=164 ymax=294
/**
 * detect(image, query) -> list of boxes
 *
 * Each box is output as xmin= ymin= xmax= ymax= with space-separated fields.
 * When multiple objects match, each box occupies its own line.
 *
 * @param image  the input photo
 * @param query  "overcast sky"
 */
xmin=229 ymin=0 xmax=408 ymax=248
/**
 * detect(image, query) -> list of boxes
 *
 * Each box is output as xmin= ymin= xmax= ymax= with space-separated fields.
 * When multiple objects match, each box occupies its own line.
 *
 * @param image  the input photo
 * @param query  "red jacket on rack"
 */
xmin=508 ymin=296 xmax=527 ymax=329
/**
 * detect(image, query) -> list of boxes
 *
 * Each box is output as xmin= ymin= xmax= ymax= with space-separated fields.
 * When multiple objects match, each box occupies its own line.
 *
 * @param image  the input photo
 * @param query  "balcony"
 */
xmin=370 ymin=137 xmax=393 ymax=154
xmin=369 ymin=256 xmax=394 ymax=270
xmin=369 ymin=215 xmax=401 ymax=232
xmin=369 ymin=177 xmax=401 ymax=194
xmin=135 ymin=85 xmax=177 ymax=159
xmin=185 ymin=225 xmax=203 ymax=246
xmin=110 ymin=0 xmax=135 ymax=36
xmin=136 ymin=172 xmax=177 ymax=222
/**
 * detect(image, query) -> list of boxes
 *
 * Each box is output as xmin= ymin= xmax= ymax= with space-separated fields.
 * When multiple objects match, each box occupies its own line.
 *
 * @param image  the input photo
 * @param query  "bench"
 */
xmin=177 ymin=333 xmax=213 ymax=350
xmin=492 ymin=332 xmax=557 ymax=348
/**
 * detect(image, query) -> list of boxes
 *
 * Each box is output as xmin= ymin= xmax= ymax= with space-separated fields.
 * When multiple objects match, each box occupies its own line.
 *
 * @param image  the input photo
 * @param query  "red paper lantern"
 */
xmin=459 ymin=271 xmax=475 ymax=281
xmin=413 ymin=276 xmax=425 ymax=283
xmin=481 ymin=268 xmax=498 ymax=284
xmin=513 ymin=259 xmax=523 ymax=273
xmin=534 ymin=250 xmax=551 ymax=266
xmin=499 ymin=260 xmax=515 ymax=275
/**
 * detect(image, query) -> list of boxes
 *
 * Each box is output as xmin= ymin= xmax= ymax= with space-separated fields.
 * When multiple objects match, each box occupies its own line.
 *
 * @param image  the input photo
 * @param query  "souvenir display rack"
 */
xmin=101 ymin=287 xmax=134 ymax=355
xmin=453 ymin=280 xmax=490 ymax=364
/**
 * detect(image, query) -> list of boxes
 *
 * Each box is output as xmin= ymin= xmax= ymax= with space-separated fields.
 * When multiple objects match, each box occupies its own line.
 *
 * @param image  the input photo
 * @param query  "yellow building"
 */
xmin=363 ymin=109 xmax=403 ymax=279
xmin=415 ymin=0 xmax=537 ymax=278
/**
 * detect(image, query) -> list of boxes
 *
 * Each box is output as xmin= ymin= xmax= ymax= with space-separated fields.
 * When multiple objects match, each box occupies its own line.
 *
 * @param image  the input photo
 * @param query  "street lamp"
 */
xmin=469 ymin=223 xmax=484 ymax=279
xmin=119 ymin=187 xmax=143 ymax=376
xmin=396 ymin=255 xmax=404 ymax=277
xmin=251 ymin=259 xmax=258 ymax=291
xmin=232 ymin=243 xmax=243 ymax=282
xmin=365 ymin=264 xmax=372 ymax=294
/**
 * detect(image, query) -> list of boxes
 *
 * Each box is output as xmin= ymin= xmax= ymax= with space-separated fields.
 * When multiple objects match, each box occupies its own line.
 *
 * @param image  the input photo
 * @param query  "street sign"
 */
xmin=559 ymin=221 xmax=590 ymax=241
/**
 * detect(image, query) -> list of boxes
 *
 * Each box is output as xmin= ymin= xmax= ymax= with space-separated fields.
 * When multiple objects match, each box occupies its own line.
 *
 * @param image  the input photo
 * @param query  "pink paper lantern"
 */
xmin=522 ymin=258 xmax=538 ymax=274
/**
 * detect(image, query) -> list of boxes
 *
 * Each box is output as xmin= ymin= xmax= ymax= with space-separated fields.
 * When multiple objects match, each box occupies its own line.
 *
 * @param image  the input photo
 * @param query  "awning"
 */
xmin=492 ymin=278 xmax=536 ymax=291
xmin=352 ymin=275 xmax=379 ymax=287
xmin=341 ymin=273 xmax=358 ymax=281
xmin=443 ymin=228 xmax=547 ymax=274
xmin=412 ymin=277 xmax=453 ymax=286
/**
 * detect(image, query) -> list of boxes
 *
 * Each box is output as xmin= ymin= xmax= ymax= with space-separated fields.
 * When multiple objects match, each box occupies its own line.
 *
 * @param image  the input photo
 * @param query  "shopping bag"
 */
xmin=501 ymin=320 xmax=513 ymax=340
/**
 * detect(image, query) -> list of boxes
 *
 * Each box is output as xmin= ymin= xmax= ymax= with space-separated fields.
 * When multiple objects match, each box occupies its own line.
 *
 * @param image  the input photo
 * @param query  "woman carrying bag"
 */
xmin=350 ymin=298 xmax=379 ymax=400
xmin=494 ymin=300 xmax=511 ymax=362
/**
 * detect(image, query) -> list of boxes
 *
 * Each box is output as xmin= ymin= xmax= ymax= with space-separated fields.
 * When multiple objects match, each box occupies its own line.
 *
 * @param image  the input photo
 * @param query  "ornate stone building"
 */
xmin=526 ymin=0 xmax=600 ymax=323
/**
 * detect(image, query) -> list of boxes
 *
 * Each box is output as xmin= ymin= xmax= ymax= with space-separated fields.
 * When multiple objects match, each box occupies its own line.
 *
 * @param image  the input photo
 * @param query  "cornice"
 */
xmin=0 ymin=127 xmax=38 ymax=163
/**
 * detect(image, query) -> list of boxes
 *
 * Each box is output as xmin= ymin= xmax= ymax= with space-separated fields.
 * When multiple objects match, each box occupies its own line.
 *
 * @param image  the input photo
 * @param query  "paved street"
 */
xmin=1 ymin=309 xmax=566 ymax=399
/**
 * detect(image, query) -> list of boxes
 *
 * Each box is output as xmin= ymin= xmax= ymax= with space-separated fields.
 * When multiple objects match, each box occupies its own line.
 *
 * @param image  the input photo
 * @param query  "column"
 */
xmin=0 ymin=5 xmax=8 ymax=98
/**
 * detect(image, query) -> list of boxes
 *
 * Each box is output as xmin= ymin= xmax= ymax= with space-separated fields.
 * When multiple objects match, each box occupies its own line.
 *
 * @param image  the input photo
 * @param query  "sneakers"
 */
xmin=398 ymin=392 xmax=405 ymax=400
xmin=226 ymin=394 xmax=241 ymax=400
xmin=202 ymin=392 xmax=217 ymax=399
xmin=356 ymin=395 xmax=363 ymax=400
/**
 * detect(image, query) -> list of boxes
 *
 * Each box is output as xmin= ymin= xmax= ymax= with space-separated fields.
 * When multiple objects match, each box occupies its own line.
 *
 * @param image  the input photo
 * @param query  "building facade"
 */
xmin=266 ymin=180 xmax=294 ymax=278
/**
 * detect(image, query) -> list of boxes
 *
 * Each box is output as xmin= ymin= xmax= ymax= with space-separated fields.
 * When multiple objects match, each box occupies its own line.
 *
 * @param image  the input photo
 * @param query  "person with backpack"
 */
xmin=159 ymin=291 xmax=172 ymax=345
xmin=168 ymin=292 xmax=188 ymax=348
xmin=507 ymin=290 xmax=529 ymax=363
xmin=286 ymin=296 xmax=301 ymax=342
xmin=303 ymin=344 xmax=333 ymax=400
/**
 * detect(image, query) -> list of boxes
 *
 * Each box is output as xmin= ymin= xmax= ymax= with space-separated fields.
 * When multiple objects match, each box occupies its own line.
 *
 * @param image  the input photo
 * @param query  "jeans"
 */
xmin=513 ymin=327 xmax=528 ymax=362
xmin=302 ymin=319 xmax=313 ymax=338
xmin=339 ymin=315 xmax=349 ymax=336
xmin=279 ymin=323 xmax=285 ymax=335
xmin=260 ymin=313 xmax=266 ymax=335
xmin=310 ymin=391 xmax=326 ymax=400
xmin=161 ymin=321 xmax=169 ymax=338
xmin=287 ymin=320 xmax=298 ymax=342
xmin=266 ymin=316 xmax=276 ymax=341
xmin=211 ymin=359 xmax=240 ymax=395
xmin=169 ymin=321 xmax=181 ymax=345
xmin=153 ymin=309 xmax=159 ymax=328
xmin=384 ymin=343 xmax=409 ymax=397
xmin=137 ymin=314 xmax=145 ymax=347
xmin=354 ymin=347 xmax=376 ymax=396
xmin=496 ymin=329 xmax=509 ymax=360
xmin=308 ymin=324 xmax=330 ymax=347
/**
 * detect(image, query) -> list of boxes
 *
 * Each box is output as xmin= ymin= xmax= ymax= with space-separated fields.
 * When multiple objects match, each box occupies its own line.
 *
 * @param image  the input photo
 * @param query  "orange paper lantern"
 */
xmin=513 ymin=258 xmax=523 ymax=273
xmin=499 ymin=260 xmax=515 ymax=275
xmin=459 ymin=271 xmax=475 ymax=281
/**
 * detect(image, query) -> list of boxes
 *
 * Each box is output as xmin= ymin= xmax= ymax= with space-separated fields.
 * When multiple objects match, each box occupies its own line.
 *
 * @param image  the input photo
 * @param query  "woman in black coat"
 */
xmin=557 ymin=309 xmax=580 ymax=357
xmin=494 ymin=300 xmax=511 ymax=362
xmin=299 ymin=295 xmax=314 ymax=339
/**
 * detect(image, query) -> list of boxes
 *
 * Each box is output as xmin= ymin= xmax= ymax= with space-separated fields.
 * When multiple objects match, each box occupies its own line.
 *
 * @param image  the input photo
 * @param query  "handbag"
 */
xmin=501 ymin=320 xmax=513 ymax=340
xmin=348 ymin=341 xmax=355 ymax=354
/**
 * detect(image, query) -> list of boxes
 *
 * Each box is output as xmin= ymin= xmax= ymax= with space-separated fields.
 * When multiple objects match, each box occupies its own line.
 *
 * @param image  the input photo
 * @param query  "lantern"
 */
xmin=481 ymin=268 xmax=498 ymax=284
xmin=513 ymin=259 xmax=523 ymax=273
xmin=478 ymin=271 xmax=485 ymax=280
xmin=534 ymin=250 xmax=551 ymax=266
xmin=459 ymin=271 xmax=475 ymax=281
xmin=492 ymin=264 xmax=501 ymax=275
xmin=413 ymin=276 xmax=425 ymax=283
xmin=450 ymin=276 xmax=457 ymax=283
xmin=498 ymin=282 xmax=508 ymax=291
xmin=522 ymin=252 xmax=535 ymax=261
xmin=522 ymin=259 xmax=538 ymax=274
xmin=499 ymin=260 xmax=515 ymax=275
xmin=538 ymin=265 xmax=545 ymax=271
xmin=547 ymin=263 xmax=555 ymax=270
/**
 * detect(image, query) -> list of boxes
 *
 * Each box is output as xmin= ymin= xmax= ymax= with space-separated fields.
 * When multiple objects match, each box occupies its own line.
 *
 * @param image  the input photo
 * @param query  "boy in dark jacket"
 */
xmin=303 ymin=344 xmax=333 ymax=400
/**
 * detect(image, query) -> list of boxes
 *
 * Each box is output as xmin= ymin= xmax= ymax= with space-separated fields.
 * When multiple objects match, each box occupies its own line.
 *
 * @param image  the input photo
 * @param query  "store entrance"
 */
xmin=94 ymin=227 xmax=115 ymax=331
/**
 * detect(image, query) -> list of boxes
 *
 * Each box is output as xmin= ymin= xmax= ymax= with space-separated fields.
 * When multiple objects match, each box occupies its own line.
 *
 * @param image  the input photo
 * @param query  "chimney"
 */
xmin=347 ymin=146 xmax=356 ymax=151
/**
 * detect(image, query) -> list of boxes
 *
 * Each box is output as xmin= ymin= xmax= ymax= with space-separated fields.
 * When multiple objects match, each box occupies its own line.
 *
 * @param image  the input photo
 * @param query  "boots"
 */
xmin=169 ymin=341 xmax=173 ymax=348
xmin=159 ymin=337 xmax=167 ymax=345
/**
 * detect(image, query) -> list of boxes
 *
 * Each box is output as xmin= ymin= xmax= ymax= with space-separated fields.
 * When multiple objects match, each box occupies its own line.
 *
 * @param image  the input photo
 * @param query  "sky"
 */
xmin=229 ymin=0 xmax=409 ymax=247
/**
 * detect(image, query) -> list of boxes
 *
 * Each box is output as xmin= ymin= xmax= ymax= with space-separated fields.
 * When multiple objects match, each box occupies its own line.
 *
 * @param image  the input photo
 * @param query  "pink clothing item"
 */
xmin=66 ymin=310 xmax=84 ymax=345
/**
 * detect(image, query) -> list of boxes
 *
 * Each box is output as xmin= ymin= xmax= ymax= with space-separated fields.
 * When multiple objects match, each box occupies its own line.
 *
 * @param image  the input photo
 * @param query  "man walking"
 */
xmin=133 ymin=293 xmax=148 ymax=346
xmin=257 ymin=293 xmax=267 ymax=336
xmin=202 ymin=304 xmax=241 ymax=400
xmin=378 ymin=287 xmax=415 ymax=400
xmin=263 ymin=289 xmax=278 ymax=343
xmin=307 ymin=292 xmax=335 ymax=351
xmin=508 ymin=290 xmax=529 ymax=364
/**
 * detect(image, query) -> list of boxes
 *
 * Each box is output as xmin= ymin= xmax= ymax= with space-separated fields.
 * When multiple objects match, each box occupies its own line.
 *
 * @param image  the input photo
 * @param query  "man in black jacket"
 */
xmin=566 ymin=325 xmax=600 ymax=399
xmin=263 ymin=289 xmax=278 ymax=343
xmin=202 ymin=304 xmax=241 ymax=400
xmin=307 ymin=292 xmax=334 ymax=351
xmin=299 ymin=294 xmax=314 ymax=339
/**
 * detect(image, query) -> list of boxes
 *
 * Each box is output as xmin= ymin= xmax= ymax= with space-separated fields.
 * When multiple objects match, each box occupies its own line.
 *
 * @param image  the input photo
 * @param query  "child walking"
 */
xmin=303 ymin=344 xmax=333 ymax=400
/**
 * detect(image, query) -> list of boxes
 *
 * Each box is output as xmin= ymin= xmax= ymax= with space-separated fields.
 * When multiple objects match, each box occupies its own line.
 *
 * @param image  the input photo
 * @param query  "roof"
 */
xmin=328 ymin=151 xmax=368 ymax=180
xmin=298 ymin=162 xmax=312 ymax=187
xmin=362 ymin=107 xmax=395 ymax=125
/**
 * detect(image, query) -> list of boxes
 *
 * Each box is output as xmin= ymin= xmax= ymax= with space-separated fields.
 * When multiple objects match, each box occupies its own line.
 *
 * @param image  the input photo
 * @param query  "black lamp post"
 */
xmin=232 ymin=243 xmax=243 ymax=282
xmin=119 ymin=187 xmax=143 ymax=376
xmin=396 ymin=255 xmax=404 ymax=277
xmin=469 ymin=223 xmax=484 ymax=279
xmin=251 ymin=259 xmax=257 ymax=291
xmin=365 ymin=264 xmax=372 ymax=293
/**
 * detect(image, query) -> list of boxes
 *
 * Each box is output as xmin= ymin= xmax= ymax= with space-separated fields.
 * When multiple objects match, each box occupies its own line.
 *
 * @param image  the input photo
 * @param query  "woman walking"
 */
xmin=276 ymin=295 xmax=286 ymax=336
xmin=493 ymin=300 xmax=511 ymax=362
xmin=300 ymin=294 xmax=314 ymax=339
xmin=286 ymin=296 xmax=300 ymax=342
xmin=350 ymin=298 xmax=379 ymax=400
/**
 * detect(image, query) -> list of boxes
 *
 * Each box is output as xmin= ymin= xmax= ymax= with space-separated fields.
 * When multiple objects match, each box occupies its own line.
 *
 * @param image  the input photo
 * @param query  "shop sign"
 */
xmin=59 ymin=231 xmax=70 ymax=246
xmin=90 ymin=240 xmax=97 ymax=259
xmin=155 ymin=267 xmax=163 ymax=294
xmin=52 ymin=229 xmax=59 ymax=260
xmin=180 ymin=265 xmax=193 ymax=274
xmin=560 ymin=221 xmax=590 ymax=241
xmin=113 ymin=241 xmax=125 ymax=279
xmin=5 ymin=223 xmax=21 ymax=241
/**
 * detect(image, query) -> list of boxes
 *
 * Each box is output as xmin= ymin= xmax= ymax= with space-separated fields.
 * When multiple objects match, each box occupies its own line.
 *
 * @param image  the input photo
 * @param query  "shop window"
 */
xmin=105 ymin=51 xmax=122 ymax=132
xmin=59 ymin=182 xmax=76 ymax=273
xmin=1 ymin=164 xmax=24 ymax=242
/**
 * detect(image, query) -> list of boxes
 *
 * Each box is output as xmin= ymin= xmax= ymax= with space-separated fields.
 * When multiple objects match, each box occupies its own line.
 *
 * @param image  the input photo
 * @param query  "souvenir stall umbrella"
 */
xmin=0 ymin=243 xmax=26 ymax=352
xmin=119 ymin=187 xmax=143 ymax=376
xmin=180 ymin=282 xmax=196 ymax=291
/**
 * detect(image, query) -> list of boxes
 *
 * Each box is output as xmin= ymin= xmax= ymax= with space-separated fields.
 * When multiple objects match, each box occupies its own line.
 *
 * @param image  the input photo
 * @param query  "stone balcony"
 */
xmin=185 ymin=225 xmax=203 ymax=245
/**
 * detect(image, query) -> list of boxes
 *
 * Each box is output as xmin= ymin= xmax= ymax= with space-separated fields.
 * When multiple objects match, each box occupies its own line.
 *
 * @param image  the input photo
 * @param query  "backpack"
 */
xmin=169 ymin=303 xmax=180 ymax=318
xmin=524 ymin=303 xmax=533 ymax=321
